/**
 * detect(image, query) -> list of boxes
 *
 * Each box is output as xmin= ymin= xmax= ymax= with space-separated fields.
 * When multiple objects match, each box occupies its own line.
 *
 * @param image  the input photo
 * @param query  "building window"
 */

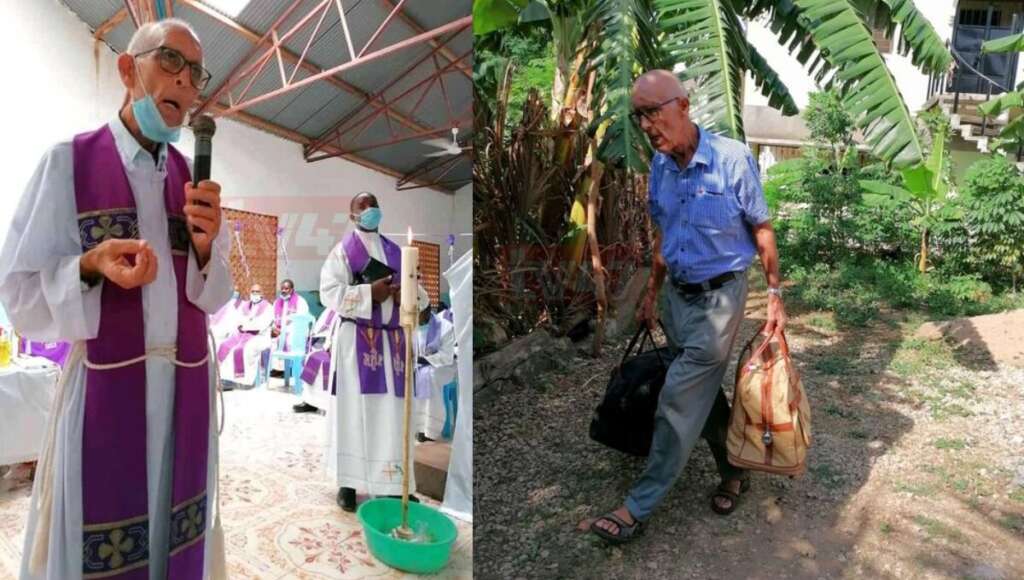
xmin=959 ymin=8 xmax=1003 ymax=27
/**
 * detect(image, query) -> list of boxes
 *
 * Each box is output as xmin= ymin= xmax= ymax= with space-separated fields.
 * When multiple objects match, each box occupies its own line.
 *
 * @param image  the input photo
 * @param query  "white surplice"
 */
xmin=319 ymin=229 xmax=419 ymax=496
xmin=0 ymin=116 xmax=232 ymax=580
xmin=209 ymin=297 xmax=241 ymax=343
xmin=300 ymin=308 xmax=339 ymax=409
xmin=217 ymin=300 xmax=273 ymax=386
xmin=416 ymin=314 xmax=457 ymax=440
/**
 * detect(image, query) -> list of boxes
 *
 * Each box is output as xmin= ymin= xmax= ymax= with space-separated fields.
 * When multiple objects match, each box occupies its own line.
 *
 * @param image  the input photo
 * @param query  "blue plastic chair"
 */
xmin=270 ymin=312 xmax=315 ymax=393
xmin=441 ymin=379 xmax=458 ymax=440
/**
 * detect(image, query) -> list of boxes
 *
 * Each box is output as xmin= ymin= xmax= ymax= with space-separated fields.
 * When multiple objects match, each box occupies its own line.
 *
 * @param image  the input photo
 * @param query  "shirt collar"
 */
xmin=355 ymin=227 xmax=379 ymax=242
xmin=110 ymin=113 xmax=168 ymax=172
xmin=661 ymin=125 xmax=712 ymax=173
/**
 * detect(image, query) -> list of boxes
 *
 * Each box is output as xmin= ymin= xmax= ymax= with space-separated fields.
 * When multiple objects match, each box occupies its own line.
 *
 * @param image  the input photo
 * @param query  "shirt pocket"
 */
xmin=688 ymin=189 xmax=738 ymax=231
xmin=653 ymin=178 xmax=683 ymax=228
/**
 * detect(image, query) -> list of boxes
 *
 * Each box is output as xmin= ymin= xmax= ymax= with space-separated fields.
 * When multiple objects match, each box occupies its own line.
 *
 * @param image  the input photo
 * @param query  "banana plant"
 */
xmin=476 ymin=0 xmax=950 ymax=169
xmin=860 ymin=118 xmax=961 ymax=273
xmin=977 ymin=33 xmax=1024 ymax=155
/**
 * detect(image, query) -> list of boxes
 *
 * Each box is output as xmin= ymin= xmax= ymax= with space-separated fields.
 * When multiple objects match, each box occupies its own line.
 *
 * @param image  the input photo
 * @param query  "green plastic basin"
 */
xmin=357 ymin=498 xmax=457 ymax=574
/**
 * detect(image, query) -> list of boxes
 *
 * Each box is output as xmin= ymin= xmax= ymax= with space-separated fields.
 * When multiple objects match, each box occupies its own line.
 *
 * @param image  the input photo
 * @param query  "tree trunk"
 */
xmin=587 ymin=158 xmax=607 ymax=357
xmin=919 ymin=228 xmax=929 ymax=273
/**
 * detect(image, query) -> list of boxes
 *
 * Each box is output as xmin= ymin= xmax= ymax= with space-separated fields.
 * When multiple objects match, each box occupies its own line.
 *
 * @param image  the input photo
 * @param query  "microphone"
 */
xmin=190 ymin=114 xmax=217 ymax=233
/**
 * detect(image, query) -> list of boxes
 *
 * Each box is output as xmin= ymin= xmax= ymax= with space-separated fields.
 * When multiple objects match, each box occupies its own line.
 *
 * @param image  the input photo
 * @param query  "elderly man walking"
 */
xmin=590 ymin=70 xmax=787 ymax=544
xmin=0 ymin=18 xmax=232 ymax=579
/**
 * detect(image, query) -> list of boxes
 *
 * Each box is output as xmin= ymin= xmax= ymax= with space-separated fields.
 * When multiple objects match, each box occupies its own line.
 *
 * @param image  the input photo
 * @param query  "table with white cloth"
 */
xmin=0 ymin=355 xmax=59 ymax=466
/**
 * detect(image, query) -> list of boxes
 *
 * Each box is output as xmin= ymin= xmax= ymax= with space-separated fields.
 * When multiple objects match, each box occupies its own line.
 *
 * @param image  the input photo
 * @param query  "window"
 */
xmin=959 ymin=8 xmax=1003 ymax=27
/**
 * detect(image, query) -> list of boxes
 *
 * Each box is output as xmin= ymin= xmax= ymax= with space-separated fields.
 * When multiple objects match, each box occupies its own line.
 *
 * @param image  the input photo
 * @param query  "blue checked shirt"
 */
xmin=648 ymin=126 xmax=769 ymax=284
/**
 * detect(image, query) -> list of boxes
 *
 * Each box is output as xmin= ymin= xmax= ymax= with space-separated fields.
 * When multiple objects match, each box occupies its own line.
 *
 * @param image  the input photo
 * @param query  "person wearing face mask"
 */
xmin=319 ymin=192 xmax=427 ymax=512
xmin=0 ymin=19 xmax=232 ymax=580
xmin=268 ymin=279 xmax=309 ymax=377
xmin=215 ymin=284 xmax=275 ymax=388
xmin=412 ymin=288 xmax=457 ymax=442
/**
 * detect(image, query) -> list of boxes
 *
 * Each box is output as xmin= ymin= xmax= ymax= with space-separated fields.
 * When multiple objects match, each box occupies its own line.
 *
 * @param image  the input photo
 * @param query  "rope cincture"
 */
xmin=29 ymin=329 xmax=227 ymax=577
xmin=82 ymin=346 xmax=210 ymax=370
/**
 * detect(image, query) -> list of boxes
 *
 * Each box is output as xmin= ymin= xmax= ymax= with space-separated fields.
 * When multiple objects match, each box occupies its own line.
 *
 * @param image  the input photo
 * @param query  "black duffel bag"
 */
xmin=589 ymin=323 xmax=678 ymax=456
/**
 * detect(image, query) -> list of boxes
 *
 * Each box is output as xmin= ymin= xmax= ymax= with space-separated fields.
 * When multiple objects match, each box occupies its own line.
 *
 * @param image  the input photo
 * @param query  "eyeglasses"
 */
xmin=630 ymin=97 xmax=681 ymax=124
xmin=134 ymin=46 xmax=212 ymax=91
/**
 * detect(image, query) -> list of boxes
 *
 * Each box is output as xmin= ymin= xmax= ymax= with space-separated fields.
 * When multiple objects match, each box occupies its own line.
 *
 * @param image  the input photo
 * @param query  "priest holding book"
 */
xmin=319 ymin=192 xmax=425 ymax=512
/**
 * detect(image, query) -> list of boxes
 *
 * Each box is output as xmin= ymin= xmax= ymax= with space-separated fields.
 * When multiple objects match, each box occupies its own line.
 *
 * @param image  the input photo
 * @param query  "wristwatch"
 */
xmin=767 ymin=286 xmax=783 ymax=297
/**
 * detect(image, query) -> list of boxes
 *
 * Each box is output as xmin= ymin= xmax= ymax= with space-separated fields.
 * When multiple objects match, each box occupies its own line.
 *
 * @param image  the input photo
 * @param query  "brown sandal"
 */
xmin=711 ymin=479 xmax=750 ymax=515
xmin=590 ymin=511 xmax=645 ymax=544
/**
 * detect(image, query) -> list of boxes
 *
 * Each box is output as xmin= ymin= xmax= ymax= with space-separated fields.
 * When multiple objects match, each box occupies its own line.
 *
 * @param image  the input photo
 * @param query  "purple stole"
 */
xmin=73 ymin=126 xmax=209 ymax=579
xmin=341 ymin=232 xmax=407 ymax=396
xmin=300 ymin=350 xmax=334 ymax=394
xmin=274 ymin=293 xmax=299 ymax=352
xmin=299 ymin=309 xmax=338 ymax=394
xmin=315 ymin=309 xmax=337 ymax=335
xmin=216 ymin=333 xmax=255 ymax=378
xmin=414 ymin=314 xmax=442 ymax=399
xmin=273 ymin=293 xmax=298 ymax=325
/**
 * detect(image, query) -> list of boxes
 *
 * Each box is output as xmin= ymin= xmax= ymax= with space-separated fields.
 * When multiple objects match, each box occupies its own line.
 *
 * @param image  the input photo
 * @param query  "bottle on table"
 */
xmin=0 ymin=328 xmax=10 ymax=368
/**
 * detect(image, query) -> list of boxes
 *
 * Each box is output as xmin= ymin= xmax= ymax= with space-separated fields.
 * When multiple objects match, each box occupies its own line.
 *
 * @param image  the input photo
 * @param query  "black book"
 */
xmin=353 ymin=257 xmax=395 ymax=285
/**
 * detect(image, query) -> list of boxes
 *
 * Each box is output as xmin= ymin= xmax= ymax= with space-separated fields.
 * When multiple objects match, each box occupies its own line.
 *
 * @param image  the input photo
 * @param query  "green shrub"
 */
xmin=958 ymin=155 xmax=1024 ymax=291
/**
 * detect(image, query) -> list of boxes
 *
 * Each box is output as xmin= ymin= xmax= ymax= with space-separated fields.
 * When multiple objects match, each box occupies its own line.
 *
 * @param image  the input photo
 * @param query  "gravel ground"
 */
xmin=474 ymin=289 xmax=1024 ymax=579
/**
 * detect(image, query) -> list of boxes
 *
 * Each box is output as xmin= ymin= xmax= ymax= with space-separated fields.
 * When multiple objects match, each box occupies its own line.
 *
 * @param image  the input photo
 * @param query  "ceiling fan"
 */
xmin=422 ymin=127 xmax=466 ymax=157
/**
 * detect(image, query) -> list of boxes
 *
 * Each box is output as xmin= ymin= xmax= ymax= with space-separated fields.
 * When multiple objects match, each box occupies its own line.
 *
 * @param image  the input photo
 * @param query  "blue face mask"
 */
xmin=130 ymin=59 xmax=182 ymax=143
xmin=355 ymin=207 xmax=382 ymax=230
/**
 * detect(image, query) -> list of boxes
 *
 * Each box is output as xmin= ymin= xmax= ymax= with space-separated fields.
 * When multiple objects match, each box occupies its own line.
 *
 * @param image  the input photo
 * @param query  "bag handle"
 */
xmin=734 ymin=324 xmax=790 ymax=386
xmin=619 ymin=320 xmax=672 ymax=371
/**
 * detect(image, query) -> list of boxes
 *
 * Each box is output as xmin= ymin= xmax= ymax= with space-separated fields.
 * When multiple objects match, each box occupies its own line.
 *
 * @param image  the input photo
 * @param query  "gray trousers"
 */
xmin=625 ymin=272 xmax=749 ymax=521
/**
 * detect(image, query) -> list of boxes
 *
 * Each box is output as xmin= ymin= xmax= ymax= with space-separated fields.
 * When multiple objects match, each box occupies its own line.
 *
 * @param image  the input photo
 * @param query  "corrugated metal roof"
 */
xmin=56 ymin=0 xmax=471 ymax=191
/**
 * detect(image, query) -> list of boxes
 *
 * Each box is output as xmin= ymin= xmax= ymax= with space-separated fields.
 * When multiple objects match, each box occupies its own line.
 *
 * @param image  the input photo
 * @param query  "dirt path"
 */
xmin=474 ymin=288 xmax=1024 ymax=579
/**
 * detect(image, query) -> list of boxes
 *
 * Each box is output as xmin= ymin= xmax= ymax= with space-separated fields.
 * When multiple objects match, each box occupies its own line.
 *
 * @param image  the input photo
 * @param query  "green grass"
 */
xmin=889 ymin=338 xmax=956 ymax=377
xmin=810 ymin=463 xmax=846 ymax=488
xmin=999 ymin=513 xmax=1024 ymax=534
xmin=932 ymin=437 xmax=968 ymax=450
xmin=907 ymin=386 xmax=977 ymax=422
xmin=813 ymin=355 xmax=854 ymax=375
xmin=806 ymin=313 xmax=838 ymax=332
xmin=824 ymin=403 xmax=857 ymax=419
xmin=1010 ymin=488 xmax=1024 ymax=504
xmin=894 ymin=481 xmax=939 ymax=497
xmin=880 ymin=521 xmax=894 ymax=535
xmin=930 ymin=403 xmax=974 ymax=421
xmin=913 ymin=515 xmax=964 ymax=542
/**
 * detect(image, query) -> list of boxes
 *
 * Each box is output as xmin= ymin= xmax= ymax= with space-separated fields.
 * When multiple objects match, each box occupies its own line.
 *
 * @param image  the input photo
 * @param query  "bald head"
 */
xmin=350 ymin=192 xmax=379 ymax=212
xmin=631 ymin=69 xmax=696 ymax=157
xmin=632 ymin=70 xmax=689 ymax=108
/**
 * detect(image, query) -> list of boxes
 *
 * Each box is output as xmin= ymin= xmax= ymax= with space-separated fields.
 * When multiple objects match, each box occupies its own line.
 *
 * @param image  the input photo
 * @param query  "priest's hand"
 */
xmin=370 ymin=276 xmax=393 ymax=303
xmin=81 ymin=239 xmax=159 ymax=290
xmin=184 ymin=180 xmax=222 ymax=268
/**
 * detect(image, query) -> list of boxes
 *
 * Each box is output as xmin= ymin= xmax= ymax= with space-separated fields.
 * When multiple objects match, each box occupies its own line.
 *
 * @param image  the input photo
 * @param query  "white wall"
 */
xmin=0 ymin=0 xmax=471 ymax=297
xmin=743 ymin=2 xmax=959 ymax=114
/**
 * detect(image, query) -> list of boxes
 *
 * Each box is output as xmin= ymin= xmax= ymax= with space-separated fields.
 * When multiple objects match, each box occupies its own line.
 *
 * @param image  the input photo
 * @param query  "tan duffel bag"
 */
xmin=727 ymin=330 xmax=811 ymax=476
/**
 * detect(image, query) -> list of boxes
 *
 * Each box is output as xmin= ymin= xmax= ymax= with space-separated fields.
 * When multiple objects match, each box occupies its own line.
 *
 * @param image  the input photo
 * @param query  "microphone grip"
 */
xmin=191 ymin=147 xmax=212 ymax=233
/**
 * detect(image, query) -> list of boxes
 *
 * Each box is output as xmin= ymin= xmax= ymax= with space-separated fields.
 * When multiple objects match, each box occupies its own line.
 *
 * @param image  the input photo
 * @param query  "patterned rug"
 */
xmin=0 ymin=383 xmax=472 ymax=579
